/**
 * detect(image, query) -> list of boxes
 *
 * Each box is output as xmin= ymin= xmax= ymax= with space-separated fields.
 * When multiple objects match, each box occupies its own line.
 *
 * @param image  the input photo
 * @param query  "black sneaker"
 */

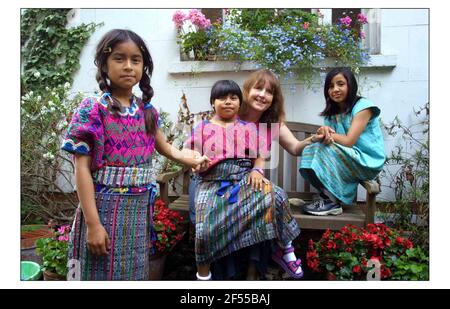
xmin=303 ymin=199 xmax=343 ymax=216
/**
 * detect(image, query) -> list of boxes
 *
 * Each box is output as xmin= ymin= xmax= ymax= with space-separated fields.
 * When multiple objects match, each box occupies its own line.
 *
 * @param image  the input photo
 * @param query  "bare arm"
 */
xmin=75 ymin=155 xmax=110 ymax=256
xmin=155 ymin=129 xmax=210 ymax=168
xmin=279 ymin=123 xmax=322 ymax=156
xmin=331 ymin=109 xmax=372 ymax=147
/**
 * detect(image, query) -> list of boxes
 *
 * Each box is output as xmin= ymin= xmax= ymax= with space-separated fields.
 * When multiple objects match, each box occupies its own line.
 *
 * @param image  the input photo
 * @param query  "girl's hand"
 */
xmin=86 ymin=223 xmax=111 ymax=256
xmin=311 ymin=133 xmax=325 ymax=143
xmin=192 ymin=155 xmax=211 ymax=170
xmin=192 ymin=159 xmax=210 ymax=173
xmin=247 ymin=171 xmax=270 ymax=191
xmin=317 ymin=126 xmax=335 ymax=145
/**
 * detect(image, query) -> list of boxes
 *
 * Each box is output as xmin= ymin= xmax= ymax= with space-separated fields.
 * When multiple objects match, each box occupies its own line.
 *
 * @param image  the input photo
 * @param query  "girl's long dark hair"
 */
xmin=320 ymin=67 xmax=361 ymax=118
xmin=94 ymin=29 xmax=157 ymax=135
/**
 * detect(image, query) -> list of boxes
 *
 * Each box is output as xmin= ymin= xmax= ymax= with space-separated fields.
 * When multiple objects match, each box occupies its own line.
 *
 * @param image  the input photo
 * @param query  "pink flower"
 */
xmin=316 ymin=9 xmax=324 ymax=18
xmin=57 ymin=225 xmax=70 ymax=235
xmin=172 ymin=10 xmax=187 ymax=29
xmin=360 ymin=31 xmax=366 ymax=39
xmin=340 ymin=16 xmax=352 ymax=27
xmin=188 ymin=9 xmax=211 ymax=29
xmin=303 ymin=22 xmax=310 ymax=30
xmin=58 ymin=235 xmax=69 ymax=242
xmin=357 ymin=13 xmax=368 ymax=24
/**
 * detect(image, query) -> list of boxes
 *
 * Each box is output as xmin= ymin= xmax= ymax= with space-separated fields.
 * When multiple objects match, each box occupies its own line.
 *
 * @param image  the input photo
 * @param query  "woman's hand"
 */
xmin=86 ymin=223 xmax=111 ymax=256
xmin=247 ymin=170 xmax=270 ymax=191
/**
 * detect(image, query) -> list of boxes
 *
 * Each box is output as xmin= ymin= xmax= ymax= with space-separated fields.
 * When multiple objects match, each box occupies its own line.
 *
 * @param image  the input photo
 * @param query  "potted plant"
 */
xmin=306 ymin=223 xmax=429 ymax=280
xmin=172 ymin=9 xmax=220 ymax=61
xmin=173 ymin=9 xmax=370 ymax=86
xmin=149 ymin=199 xmax=187 ymax=280
xmin=35 ymin=224 xmax=70 ymax=280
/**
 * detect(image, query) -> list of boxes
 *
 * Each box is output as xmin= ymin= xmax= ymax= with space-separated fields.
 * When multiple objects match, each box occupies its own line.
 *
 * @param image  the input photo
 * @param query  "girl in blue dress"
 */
xmin=300 ymin=67 xmax=385 ymax=215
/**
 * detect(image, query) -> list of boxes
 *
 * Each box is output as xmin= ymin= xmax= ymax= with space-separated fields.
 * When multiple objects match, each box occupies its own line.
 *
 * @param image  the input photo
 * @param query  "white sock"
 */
xmin=196 ymin=272 xmax=212 ymax=280
xmin=278 ymin=241 xmax=302 ymax=274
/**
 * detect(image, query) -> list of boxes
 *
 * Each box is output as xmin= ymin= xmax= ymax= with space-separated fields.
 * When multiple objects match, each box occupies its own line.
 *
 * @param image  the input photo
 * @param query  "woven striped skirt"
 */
xmin=195 ymin=159 xmax=300 ymax=264
xmin=67 ymin=164 xmax=157 ymax=280
xmin=299 ymin=143 xmax=382 ymax=205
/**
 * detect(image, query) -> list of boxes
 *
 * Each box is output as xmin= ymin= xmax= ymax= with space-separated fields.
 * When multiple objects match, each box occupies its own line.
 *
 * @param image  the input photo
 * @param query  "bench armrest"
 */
xmin=156 ymin=166 xmax=190 ymax=205
xmin=360 ymin=179 xmax=381 ymax=195
xmin=156 ymin=166 xmax=188 ymax=184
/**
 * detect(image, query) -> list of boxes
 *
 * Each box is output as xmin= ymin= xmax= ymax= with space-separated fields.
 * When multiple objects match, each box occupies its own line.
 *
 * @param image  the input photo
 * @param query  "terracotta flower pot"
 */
xmin=326 ymin=272 xmax=337 ymax=280
xmin=149 ymin=253 xmax=167 ymax=280
xmin=21 ymin=225 xmax=53 ymax=264
xmin=43 ymin=270 xmax=66 ymax=281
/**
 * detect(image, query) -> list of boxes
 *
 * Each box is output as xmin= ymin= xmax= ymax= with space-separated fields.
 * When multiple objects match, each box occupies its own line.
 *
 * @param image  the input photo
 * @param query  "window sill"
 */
xmin=168 ymin=54 xmax=397 ymax=74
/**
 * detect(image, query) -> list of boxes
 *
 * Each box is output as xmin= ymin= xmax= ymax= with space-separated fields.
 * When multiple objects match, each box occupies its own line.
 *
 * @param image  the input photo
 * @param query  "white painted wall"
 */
xmin=67 ymin=8 xmax=429 ymax=201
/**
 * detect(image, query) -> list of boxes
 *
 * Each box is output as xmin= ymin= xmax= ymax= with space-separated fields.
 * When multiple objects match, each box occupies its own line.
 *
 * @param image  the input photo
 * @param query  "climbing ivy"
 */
xmin=21 ymin=9 xmax=101 ymax=95
xmin=20 ymin=9 xmax=101 ymax=224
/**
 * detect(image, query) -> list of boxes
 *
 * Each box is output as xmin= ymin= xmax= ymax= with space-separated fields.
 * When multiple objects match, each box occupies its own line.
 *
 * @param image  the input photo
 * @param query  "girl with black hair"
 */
xmin=185 ymin=80 xmax=303 ymax=280
xmin=300 ymin=67 xmax=385 ymax=215
xmin=61 ymin=29 xmax=209 ymax=280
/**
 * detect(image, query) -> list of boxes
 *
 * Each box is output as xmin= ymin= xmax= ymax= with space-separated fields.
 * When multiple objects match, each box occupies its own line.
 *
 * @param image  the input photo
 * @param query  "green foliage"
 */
xmin=307 ymin=224 xmax=428 ymax=280
xmin=385 ymin=247 xmax=429 ymax=280
xmin=21 ymin=9 xmax=101 ymax=224
xmin=381 ymin=103 xmax=429 ymax=251
xmin=35 ymin=225 xmax=70 ymax=277
xmin=21 ymin=9 xmax=101 ymax=95
xmin=174 ymin=9 xmax=369 ymax=85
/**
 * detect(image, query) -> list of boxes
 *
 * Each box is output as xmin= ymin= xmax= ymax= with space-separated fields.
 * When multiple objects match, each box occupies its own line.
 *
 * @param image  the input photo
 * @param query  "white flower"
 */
xmin=37 ymin=95 xmax=42 ymax=101
xmin=64 ymin=82 xmax=71 ymax=89
xmin=51 ymin=132 xmax=57 ymax=137
xmin=33 ymin=71 xmax=41 ymax=78
xmin=48 ymin=101 xmax=54 ymax=106
xmin=43 ymin=152 xmax=54 ymax=160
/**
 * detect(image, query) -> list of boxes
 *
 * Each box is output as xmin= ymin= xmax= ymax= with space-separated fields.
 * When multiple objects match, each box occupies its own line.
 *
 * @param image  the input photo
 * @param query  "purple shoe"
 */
xmin=272 ymin=246 xmax=304 ymax=279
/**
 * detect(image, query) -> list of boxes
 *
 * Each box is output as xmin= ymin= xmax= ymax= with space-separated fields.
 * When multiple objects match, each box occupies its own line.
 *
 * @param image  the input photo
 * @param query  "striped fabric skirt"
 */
xmin=195 ymin=159 xmax=300 ymax=264
xmin=299 ymin=143 xmax=381 ymax=205
xmin=67 ymin=164 xmax=157 ymax=280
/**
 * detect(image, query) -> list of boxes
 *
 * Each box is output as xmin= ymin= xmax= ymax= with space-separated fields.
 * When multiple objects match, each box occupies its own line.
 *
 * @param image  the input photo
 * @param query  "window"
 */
xmin=322 ymin=8 xmax=381 ymax=55
xmin=201 ymin=9 xmax=223 ymax=24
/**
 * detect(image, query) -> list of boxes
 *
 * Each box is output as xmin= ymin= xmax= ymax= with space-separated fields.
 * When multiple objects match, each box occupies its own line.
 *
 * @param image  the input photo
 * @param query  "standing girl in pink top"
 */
xmin=61 ymin=29 xmax=208 ymax=280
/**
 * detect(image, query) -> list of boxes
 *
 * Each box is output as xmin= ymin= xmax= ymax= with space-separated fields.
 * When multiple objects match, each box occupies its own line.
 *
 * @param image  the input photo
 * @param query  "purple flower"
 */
xmin=360 ymin=31 xmax=366 ymax=39
xmin=357 ymin=13 xmax=368 ymax=24
xmin=172 ymin=10 xmax=187 ymax=29
xmin=340 ymin=16 xmax=352 ymax=27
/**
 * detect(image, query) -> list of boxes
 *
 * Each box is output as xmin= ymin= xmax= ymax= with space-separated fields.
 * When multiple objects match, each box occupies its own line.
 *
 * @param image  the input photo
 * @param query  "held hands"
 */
xmin=86 ymin=223 xmax=111 ymax=256
xmin=191 ymin=150 xmax=211 ymax=173
xmin=316 ymin=126 xmax=336 ymax=145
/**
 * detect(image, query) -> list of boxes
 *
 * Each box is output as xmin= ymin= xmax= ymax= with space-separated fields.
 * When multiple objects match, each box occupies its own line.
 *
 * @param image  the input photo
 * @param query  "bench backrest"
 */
xmin=266 ymin=122 xmax=320 ymax=201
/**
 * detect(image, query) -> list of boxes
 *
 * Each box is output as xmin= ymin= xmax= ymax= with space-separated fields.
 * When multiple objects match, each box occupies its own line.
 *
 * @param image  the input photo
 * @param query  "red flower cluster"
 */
xmin=307 ymin=223 xmax=417 ymax=280
xmin=152 ymin=199 xmax=186 ymax=253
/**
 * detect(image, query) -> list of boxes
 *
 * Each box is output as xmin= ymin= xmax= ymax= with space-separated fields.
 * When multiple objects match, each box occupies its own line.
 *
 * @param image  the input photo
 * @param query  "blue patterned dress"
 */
xmin=299 ymin=98 xmax=385 ymax=205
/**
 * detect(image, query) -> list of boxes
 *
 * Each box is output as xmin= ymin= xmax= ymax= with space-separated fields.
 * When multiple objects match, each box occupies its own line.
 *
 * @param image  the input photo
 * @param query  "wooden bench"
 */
xmin=157 ymin=121 xmax=380 ymax=231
